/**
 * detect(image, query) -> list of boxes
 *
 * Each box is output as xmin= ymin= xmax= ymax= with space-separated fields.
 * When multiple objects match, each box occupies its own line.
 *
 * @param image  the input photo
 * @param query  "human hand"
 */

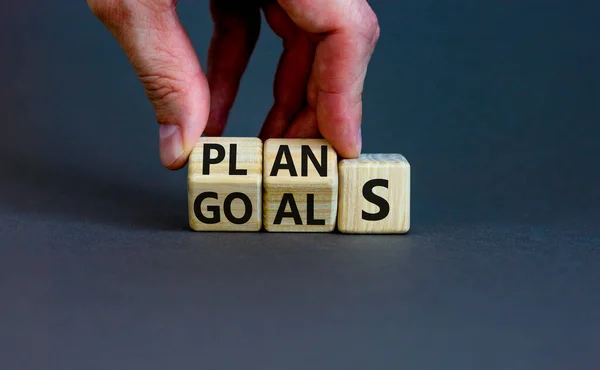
xmin=87 ymin=0 xmax=380 ymax=170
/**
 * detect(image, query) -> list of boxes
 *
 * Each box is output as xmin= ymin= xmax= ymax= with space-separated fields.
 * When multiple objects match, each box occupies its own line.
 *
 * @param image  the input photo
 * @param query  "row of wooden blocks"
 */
xmin=187 ymin=138 xmax=410 ymax=234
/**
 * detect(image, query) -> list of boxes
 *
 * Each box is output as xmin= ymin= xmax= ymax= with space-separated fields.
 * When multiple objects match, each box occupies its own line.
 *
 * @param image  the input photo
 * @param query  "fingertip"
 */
xmin=164 ymin=155 xmax=189 ymax=171
xmin=159 ymin=124 xmax=188 ymax=170
xmin=347 ymin=132 xmax=363 ymax=158
xmin=316 ymin=90 xmax=363 ymax=159
xmin=321 ymin=126 xmax=361 ymax=159
xmin=355 ymin=125 xmax=363 ymax=156
xmin=338 ymin=139 xmax=362 ymax=159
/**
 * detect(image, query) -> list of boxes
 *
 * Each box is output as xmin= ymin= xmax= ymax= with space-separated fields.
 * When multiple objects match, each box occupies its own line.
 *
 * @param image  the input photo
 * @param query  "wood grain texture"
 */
xmin=338 ymin=154 xmax=410 ymax=234
xmin=188 ymin=137 xmax=262 ymax=231
xmin=263 ymin=139 xmax=338 ymax=232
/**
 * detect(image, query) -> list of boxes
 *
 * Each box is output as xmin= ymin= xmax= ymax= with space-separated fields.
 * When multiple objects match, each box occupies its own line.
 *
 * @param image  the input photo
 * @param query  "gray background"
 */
xmin=1 ymin=1 xmax=599 ymax=369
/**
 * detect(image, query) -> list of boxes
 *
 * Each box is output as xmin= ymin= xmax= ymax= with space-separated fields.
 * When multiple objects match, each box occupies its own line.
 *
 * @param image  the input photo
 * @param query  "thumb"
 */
xmin=88 ymin=0 xmax=210 ymax=170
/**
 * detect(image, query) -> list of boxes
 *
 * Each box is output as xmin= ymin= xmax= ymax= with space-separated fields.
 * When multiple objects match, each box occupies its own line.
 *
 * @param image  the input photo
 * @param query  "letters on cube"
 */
xmin=187 ymin=138 xmax=410 ymax=234
xmin=263 ymin=139 xmax=338 ymax=233
xmin=337 ymin=154 xmax=410 ymax=234
xmin=188 ymin=138 xmax=262 ymax=231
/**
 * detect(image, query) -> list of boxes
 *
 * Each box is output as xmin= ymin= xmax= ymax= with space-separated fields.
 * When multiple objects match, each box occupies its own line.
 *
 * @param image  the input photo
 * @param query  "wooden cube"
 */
xmin=263 ymin=139 xmax=338 ymax=232
xmin=187 ymin=137 xmax=262 ymax=231
xmin=337 ymin=154 xmax=410 ymax=234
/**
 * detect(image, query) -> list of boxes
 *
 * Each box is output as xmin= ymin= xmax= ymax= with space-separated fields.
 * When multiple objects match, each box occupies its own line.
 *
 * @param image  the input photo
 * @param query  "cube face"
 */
xmin=188 ymin=178 xmax=262 ymax=231
xmin=263 ymin=139 xmax=338 ymax=232
xmin=188 ymin=137 xmax=262 ymax=177
xmin=264 ymin=184 xmax=336 ymax=231
xmin=337 ymin=154 xmax=410 ymax=234
xmin=187 ymin=138 xmax=262 ymax=231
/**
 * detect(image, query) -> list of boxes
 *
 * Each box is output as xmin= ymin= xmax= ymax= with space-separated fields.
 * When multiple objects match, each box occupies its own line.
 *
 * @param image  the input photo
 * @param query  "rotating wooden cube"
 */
xmin=187 ymin=137 xmax=263 ymax=231
xmin=263 ymin=139 xmax=338 ymax=232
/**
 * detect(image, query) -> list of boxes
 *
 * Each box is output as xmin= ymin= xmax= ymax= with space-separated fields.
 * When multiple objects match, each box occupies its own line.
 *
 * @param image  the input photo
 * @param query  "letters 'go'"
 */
xmin=187 ymin=138 xmax=410 ymax=234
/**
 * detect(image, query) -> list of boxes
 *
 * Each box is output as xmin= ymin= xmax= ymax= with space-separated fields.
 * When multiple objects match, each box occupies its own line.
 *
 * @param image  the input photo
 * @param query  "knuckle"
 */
xmin=350 ymin=2 xmax=380 ymax=48
xmin=87 ymin=0 xmax=124 ymax=24
xmin=138 ymin=72 xmax=193 ymax=123
xmin=87 ymin=0 xmax=177 ymax=24
xmin=87 ymin=0 xmax=109 ymax=18
xmin=140 ymin=73 xmax=187 ymax=103
xmin=363 ymin=8 xmax=380 ymax=47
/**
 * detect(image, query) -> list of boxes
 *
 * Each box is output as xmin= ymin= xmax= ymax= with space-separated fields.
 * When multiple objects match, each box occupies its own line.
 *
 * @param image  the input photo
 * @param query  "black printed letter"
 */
xmin=301 ymin=145 xmax=327 ymax=177
xmin=229 ymin=144 xmax=247 ymax=176
xmin=362 ymin=179 xmax=390 ymax=221
xmin=273 ymin=193 xmax=302 ymax=225
xmin=306 ymin=194 xmax=325 ymax=225
xmin=202 ymin=144 xmax=226 ymax=175
xmin=270 ymin=145 xmax=297 ymax=177
xmin=223 ymin=192 xmax=253 ymax=225
xmin=194 ymin=192 xmax=220 ymax=224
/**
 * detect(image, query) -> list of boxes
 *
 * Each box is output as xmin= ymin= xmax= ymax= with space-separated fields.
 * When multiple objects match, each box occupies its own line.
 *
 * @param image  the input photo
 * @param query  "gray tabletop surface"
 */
xmin=1 ymin=2 xmax=599 ymax=369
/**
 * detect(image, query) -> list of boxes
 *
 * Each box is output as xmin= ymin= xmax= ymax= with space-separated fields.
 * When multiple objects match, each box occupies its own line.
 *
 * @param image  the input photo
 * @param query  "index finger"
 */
xmin=278 ymin=0 xmax=380 ymax=158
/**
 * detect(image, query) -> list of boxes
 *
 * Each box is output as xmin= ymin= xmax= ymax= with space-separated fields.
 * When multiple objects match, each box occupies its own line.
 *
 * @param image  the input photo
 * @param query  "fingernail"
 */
xmin=159 ymin=124 xmax=184 ymax=167
xmin=356 ymin=126 xmax=363 ymax=155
